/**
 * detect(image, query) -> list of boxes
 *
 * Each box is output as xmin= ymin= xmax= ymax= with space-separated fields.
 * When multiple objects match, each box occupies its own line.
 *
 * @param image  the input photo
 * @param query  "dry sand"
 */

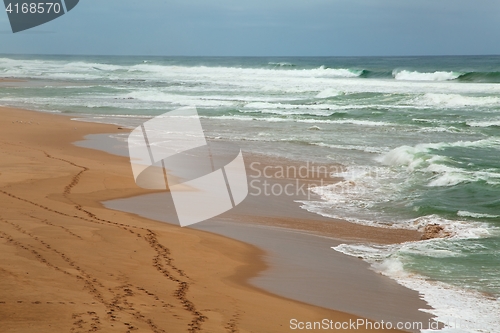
xmin=0 ymin=106 xmax=423 ymax=332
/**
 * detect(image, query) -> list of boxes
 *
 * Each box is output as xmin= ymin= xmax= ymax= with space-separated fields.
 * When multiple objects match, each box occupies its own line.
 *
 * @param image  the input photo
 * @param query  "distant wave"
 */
xmin=393 ymin=70 xmax=462 ymax=81
xmin=314 ymin=66 xmax=363 ymax=78
xmin=268 ymin=62 xmax=295 ymax=67
xmin=4 ymin=55 xmax=500 ymax=84
xmin=358 ymin=69 xmax=393 ymax=79
xmin=393 ymin=69 xmax=500 ymax=83
xmin=457 ymin=71 xmax=500 ymax=83
xmin=319 ymin=68 xmax=500 ymax=83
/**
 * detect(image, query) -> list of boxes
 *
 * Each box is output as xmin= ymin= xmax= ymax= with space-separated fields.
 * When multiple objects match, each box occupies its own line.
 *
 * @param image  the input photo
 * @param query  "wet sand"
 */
xmin=82 ymin=131 xmax=436 ymax=330
xmin=0 ymin=78 xmax=24 ymax=83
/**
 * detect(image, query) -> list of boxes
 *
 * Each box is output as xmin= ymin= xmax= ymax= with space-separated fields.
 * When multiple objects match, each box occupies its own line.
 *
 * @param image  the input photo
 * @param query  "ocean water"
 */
xmin=1 ymin=54 xmax=500 ymax=332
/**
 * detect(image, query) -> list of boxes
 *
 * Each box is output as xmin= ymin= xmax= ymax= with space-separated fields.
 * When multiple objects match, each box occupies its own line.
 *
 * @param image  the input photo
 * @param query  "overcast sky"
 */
xmin=1 ymin=0 xmax=499 ymax=56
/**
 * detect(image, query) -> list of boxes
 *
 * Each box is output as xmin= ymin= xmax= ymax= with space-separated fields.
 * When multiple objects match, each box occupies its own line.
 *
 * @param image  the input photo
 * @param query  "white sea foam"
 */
xmin=312 ymin=142 xmax=388 ymax=154
xmin=376 ymin=140 xmax=500 ymax=187
xmin=376 ymin=145 xmax=424 ymax=169
xmin=129 ymin=63 xmax=362 ymax=80
xmin=243 ymin=101 xmax=405 ymax=113
xmin=240 ymin=109 xmax=338 ymax=117
xmin=305 ymin=155 xmax=500 ymax=333
xmin=208 ymin=114 xmax=396 ymax=127
xmin=297 ymin=164 xmax=413 ymax=229
xmin=426 ymin=168 xmax=472 ymax=187
xmin=302 ymin=174 xmax=497 ymax=234
xmin=412 ymin=93 xmax=500 ymax=108
xmin=60 ymin=61 xmax=124 ymax=72
xmin=5 ymin=58 xmax=500 ymax=101
xmin=333 ymin=239 xmax=500 ymax=333
xmin=467 ymin=120 xmax=500 ymax=127
xmin=417 ymin=126 xmax=463 ymax=134
xmin=315 ymin=88 xmax=342 ymax=98
xmin=394 ymin=70 xmax=462 ymax=81
xmin=268 ymin=62 xmax=294 ymax=67
xmin=241 ymin=102 xmax=343 ymax=117
xmin=301 ymin=118 xmax=395 ymax=126
xmin=412 ymin=215 xmax=495 ymax=239
xmin=124 ymin=90 xmax=237 ymax=107
xmin=457 ymin=211 xmax=500 ymax=219
xmin=378 ymin=139 xmax=500 ymax=165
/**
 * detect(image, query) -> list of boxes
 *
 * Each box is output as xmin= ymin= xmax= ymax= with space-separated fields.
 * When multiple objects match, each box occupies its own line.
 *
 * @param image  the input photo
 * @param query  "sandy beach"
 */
xmin=2 ymin=0 xmax=499 ymax=329
xmin=0 ymin=106 xmax=433 ymax=332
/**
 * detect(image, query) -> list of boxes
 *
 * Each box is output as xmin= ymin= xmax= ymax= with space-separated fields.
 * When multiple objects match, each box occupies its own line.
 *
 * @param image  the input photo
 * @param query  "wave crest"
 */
xmin=393 ymin=70 xmax=462 ymax=81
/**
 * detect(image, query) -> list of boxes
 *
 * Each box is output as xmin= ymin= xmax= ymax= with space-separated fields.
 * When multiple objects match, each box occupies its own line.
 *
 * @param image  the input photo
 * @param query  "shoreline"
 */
xmin=76 ymin=116 xmax=436 ymax=328
xmin=98 ymin=142 xmax=435 ymax=328
xmin=76 ymin=133 xmax=425 ymax=244
xmin=0 ymin=105 xmax=433 ymax=332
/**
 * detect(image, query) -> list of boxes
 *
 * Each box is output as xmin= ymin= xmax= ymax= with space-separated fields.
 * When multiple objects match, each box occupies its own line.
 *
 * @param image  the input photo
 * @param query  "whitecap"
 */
xmin=394 ymin=70 xmax=462 ymax=81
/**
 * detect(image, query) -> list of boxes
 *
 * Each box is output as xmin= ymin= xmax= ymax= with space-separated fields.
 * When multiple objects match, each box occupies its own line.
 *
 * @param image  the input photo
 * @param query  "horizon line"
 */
xmin=1 ymin=53 xmax=500 ymax=58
